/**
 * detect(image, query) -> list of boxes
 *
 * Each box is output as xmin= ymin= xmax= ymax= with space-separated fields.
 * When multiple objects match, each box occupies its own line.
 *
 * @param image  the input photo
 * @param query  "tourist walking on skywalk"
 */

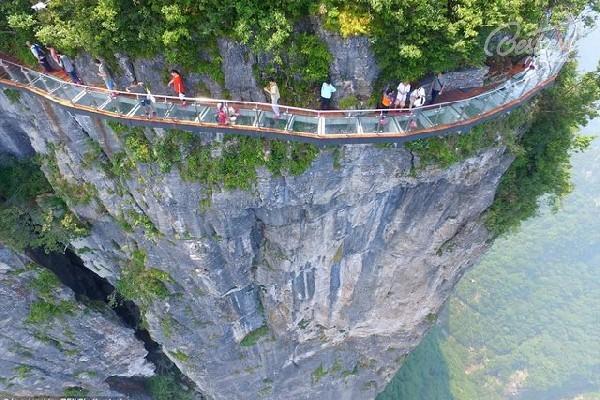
xmin=430 ymin=72 xmax=446 ymax=104
xmin=395 ymin=81 xmax=411 ymax=108
xmin=168 ymin=69 xmax=186 ymax=105
xmin=51 ymin=48 xmax=82 ymax=85
xmin=409 ymin=86 xmax=426 ymax=109
xmin=26 ymin=41 xmax=52 ymax=73
xmin=94 ymin=58 xmax=116 ymax=94
xmin=320 ymin=79 xmax=337 ymax=110
xmin=381 ymin=87 xmax=394 ymax=109
xmin=127 ymin=81 xmax=156 ymax=117
xmin=264 ymin=80 xmax=281 ymax=117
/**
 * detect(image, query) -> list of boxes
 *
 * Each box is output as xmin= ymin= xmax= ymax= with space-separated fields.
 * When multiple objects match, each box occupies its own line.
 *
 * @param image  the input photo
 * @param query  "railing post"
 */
xmin=20 ymin=68 xmax=35 ymax=85
xmin=317 ymin=112 xmax=325 ymax=136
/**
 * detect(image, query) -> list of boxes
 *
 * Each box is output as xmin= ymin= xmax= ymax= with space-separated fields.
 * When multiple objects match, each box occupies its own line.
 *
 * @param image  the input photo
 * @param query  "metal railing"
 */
xmin=0 ymin=25 xmax=576 ymax=144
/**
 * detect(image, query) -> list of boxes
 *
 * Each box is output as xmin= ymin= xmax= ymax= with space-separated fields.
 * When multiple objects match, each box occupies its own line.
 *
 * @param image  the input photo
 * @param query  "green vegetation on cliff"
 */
xmin=240 ymin=325 xmax=270 ymax=347
xmin=0 ymin=157 xmax=88 ymax=253
xmin=114 ymin=249 xmax=171 ymax=308
xmin=486 ymin=60 xmax=600 ymax=236
xmin=107 ymin=123 xmax=319 ymax=192
xmin=26 ymin=266 xmax=77 ymax=324
xmin=1 ymin=0 xmax=597 ymax=99
xmin=402 ymin=59 xmax=600 ymax=236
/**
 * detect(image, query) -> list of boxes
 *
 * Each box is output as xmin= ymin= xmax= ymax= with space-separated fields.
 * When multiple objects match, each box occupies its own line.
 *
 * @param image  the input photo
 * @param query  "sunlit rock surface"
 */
xmin=0 ymin=87 xmax=514 ymax=399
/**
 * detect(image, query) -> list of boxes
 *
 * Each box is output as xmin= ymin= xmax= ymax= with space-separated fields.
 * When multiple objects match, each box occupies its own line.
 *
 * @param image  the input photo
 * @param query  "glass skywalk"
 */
xmin=0 ymin=27 xmax=575 ymax=144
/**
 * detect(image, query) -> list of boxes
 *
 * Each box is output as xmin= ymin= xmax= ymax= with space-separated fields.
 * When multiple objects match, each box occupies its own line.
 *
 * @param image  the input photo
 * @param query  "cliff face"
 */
xmin=0 ymin=83 xmax=515 ymax=399
xmin=0 ymin=244 xmax=153 ymax=396
xmin=65 ymin=21 xmax=379 ymax=106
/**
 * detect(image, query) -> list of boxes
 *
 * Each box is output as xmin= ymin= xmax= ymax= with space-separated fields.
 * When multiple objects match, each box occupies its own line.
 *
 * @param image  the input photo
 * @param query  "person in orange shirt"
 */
xmin=168 ymin=69 xmax=186 ymax=104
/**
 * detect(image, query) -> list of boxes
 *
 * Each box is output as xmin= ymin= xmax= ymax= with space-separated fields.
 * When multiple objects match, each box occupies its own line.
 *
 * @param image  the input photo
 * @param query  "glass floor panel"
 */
xmin=324 ymin=117 xmax=358 ymax=134
xmin=75 ymin=91 xmax=111 ymax=107
xmin=258 ymin=111 xmax=289 ymax=130
xmin=455 ymin=98 xmax=487 ymax=119
xmin=360 ymin=116 xmax=400 ymax=133
xmin=33 ymin=76 xmax=62 ymax=92
xmin=166 ymin=103 xmax=202 ymax=121
xmin=421 ymin=105 xmax=463 ymax=126
xmin=290 ymin=116 xmax=319 ymax=134
xmin=142 ymin=101 xmax=170 ymax=118
xmin=48 ymin=85 xmax=82 ymax=101
xmin=395 ymin=112 xmax=429 ymax=132
xmin=230 ymin=109 xmax=258 ymax=127
xmin=103 ymin=97 xmax=137 ymax=115
xmin=198 ymin=106 xmax=218 ymax=123
xmin=1 ymin=65 xmax=29 ymax=83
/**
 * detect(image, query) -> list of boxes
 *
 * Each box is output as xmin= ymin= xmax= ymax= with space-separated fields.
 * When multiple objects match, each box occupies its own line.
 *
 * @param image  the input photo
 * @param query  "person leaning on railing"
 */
xmin=48 ymin=47 xmax=82 ymax=85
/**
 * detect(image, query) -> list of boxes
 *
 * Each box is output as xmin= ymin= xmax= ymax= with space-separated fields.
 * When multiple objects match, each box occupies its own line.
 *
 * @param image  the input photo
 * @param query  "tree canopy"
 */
xmin=0 ymin=0 xmax=598 ymax=92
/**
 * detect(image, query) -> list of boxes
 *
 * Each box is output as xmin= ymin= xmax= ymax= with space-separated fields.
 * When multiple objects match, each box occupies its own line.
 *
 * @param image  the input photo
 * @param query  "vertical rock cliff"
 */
xmin=0 ymin=244 xmax=153 ymax=396
xmin=0 ymin=83 xmax=515 ymax=399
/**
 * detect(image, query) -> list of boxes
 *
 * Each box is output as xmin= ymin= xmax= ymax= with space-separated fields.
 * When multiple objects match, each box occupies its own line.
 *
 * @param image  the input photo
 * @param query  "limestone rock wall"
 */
xmin=64 ymin=21 xmax=378 ymax=105
xmin=0 ymin=244 xmax=153 ymax=396
xmin=0 ymin=115 xmax=35 ymax=159
xmin=313 ymin=18 xmax=380 ymax=102
xmin=0 ymin=86 xmax=513 ymax=399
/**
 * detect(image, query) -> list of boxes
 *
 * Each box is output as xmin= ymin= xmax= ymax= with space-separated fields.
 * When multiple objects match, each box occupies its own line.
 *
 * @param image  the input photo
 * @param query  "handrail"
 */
xmin=0 ymin=55 xmax=554 ymax=114
xmin=0 ymin=24 xmax=577 ymax=144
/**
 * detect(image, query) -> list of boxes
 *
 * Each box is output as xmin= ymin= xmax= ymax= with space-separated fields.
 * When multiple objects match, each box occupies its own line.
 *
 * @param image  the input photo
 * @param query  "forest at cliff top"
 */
xmin=1 ymin=0 xmax=598 ymax=87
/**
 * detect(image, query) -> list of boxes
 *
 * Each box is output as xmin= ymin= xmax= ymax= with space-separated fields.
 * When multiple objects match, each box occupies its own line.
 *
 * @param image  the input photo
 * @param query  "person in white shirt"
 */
xmin=409 ymin=86 xmax=426 ymax=109
xmin=395 ymin=81 xmax=411 ymax=108
xmin=264 ymin=80 xmax=281 ymax=117
xmin=320 ymin=80 xmax=337 ymax=110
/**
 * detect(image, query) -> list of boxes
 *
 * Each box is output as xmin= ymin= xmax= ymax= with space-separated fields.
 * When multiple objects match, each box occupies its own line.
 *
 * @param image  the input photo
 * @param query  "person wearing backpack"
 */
xmin=409 ymin=86 xmax=426 ymax=109
xmin=26 ymin=41 xmax=53 ymax=73
xmin=381 ymin=88 xmax=394 ymax=109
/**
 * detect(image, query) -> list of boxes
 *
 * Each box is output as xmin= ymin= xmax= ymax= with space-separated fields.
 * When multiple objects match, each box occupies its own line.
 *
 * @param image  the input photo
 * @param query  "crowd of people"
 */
xmin=27 ymin=41 xmax=82 ymax=85
xmin=379 ymin=72 xmax=446 ymax=112
xmin=24 ymin=41 xmax=451 ymax=126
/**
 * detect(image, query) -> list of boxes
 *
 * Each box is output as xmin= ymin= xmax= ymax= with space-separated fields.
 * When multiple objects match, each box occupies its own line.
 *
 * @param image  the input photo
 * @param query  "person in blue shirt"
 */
xmin=320 ymin=79 xmax=337 ymax=110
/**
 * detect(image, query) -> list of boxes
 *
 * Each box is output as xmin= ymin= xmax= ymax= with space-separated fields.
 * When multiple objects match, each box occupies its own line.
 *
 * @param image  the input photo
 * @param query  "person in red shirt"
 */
xmin=168 ymin=69 xmax=186 ymax=104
